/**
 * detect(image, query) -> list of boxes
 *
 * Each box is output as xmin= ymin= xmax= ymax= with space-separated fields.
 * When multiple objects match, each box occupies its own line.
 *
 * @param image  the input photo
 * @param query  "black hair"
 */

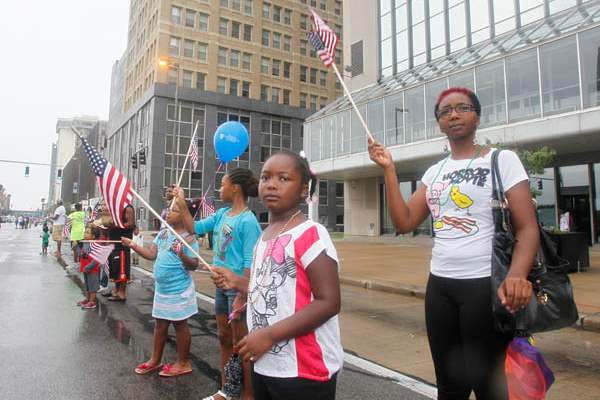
xmin=434 ymin=87 xmax=482 ymax=121
xmin=43 ymin=226 xmax=48 ymax=233
xmin=227 ymin=168 xmax=259 ymax=198
xmin=75 ymin=203 xmax=82 ymax=211
xmin=270 ymin=150 xmax=318 ymax=199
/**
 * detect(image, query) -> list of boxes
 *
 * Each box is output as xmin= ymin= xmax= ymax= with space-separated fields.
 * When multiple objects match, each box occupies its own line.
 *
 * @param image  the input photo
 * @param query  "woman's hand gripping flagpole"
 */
xmin=169 ymin=120 xmax=200 ymax=211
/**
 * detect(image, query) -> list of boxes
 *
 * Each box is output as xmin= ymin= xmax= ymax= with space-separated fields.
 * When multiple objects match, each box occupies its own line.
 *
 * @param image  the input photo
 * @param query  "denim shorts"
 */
xmin=215 ymin=287 xmax=239 ymax=315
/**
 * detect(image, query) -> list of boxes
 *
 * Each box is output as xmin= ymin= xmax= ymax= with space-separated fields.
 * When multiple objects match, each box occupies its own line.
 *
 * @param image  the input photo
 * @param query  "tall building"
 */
xmin=49 ymin=116 xmax=102 ymax=204
xmin=306 ymin=0 xmax=600 ymax=243
xmin=106 ymin=0 xmax=344 ymax=230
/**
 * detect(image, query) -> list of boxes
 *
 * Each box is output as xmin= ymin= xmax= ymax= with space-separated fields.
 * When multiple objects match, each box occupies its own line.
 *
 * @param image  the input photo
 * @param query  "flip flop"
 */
xmin=158 ymin=363 xmax=192 ymax=377
xmin=134 ymin=362 xmax=163 ymax=375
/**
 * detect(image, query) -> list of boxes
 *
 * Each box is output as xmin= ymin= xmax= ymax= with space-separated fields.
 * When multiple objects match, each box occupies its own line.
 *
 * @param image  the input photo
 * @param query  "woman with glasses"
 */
xmin=368 ymin=87 xmax=539 ymax=399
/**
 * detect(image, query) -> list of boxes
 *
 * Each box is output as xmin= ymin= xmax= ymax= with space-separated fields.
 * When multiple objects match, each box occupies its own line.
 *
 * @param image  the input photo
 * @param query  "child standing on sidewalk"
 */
xmin=211 ymin=151 xmax=343 ymax=400
xmin=41 ymin=226 xmax=49 ymax=255
xmin=122 ymin=200 xmax=199 ymax=377
xmin=78 ymin=226 xmax=110 ymax=310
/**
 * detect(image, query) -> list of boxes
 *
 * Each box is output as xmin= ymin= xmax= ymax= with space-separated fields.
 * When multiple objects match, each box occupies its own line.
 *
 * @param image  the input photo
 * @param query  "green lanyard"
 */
xmin=429 ymin=145 xmax=483 ymax=206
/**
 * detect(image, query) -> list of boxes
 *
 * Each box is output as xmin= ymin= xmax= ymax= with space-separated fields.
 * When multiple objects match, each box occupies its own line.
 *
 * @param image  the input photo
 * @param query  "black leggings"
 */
xmin=425 ymin=274 xmax=511 ymax=400
xmin=252 ymin=371 xmax=337 ymax=400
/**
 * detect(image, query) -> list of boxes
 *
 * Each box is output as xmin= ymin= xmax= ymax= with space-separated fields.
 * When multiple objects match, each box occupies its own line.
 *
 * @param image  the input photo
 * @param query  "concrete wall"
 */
xmin=343 ymin=0 xmax=379 ymax=91
xmin=344 ymin=177 xmax=379 ymax=236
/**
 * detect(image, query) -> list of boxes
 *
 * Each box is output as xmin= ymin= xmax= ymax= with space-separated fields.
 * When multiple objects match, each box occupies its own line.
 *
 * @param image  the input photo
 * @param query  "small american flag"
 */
xmin=309 ymin=9 xmax=339 ymax=67
xmin=91 ymin=202 xmax=101 ymax=220
xmin=80 ymin=136 xmax=133 ymax=228
xmin=63 ymin=218 xmax=72 ymax=239
xmin=190 ymin=138 xmax=199 ymax=171
xmin=90 ymin=242 xmax=114 ymax=275
xmin=200 ymin=195 xmax=216 ymax=219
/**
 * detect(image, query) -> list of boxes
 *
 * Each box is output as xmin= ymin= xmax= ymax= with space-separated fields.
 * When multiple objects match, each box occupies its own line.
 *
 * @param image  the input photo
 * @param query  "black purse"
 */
xmin=490 ymin=150 xmax=579 ymax=335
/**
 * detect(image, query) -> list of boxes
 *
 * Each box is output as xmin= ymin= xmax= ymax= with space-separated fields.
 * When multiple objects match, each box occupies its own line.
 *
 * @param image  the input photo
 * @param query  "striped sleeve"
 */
xmin=294 ymin=223 xmax=339 ymax=270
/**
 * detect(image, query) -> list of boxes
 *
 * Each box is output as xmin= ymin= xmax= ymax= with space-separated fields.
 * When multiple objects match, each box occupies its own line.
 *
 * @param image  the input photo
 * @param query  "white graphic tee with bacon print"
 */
xmin=421 ymin=149 xmax=528 ymax=279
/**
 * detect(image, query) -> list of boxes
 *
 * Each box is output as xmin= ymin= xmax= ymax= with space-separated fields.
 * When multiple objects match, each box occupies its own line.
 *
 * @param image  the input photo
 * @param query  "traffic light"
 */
xmin=131 ymin=154 xmax=138 ymax=169
xmin=24 ymin=166 xmax=30 ymax=177
xmin=537 ymin=179 xmax=543 ymax=190
xmin=57 ymin=169 xmax=62 ymax=179
xmin=139 ymin=149 xmax=146 ymax=165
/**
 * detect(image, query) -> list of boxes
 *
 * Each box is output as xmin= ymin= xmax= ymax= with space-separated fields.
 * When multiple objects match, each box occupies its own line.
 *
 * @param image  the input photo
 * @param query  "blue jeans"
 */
xmin=215 ymin=287 xmax=238 ymax=315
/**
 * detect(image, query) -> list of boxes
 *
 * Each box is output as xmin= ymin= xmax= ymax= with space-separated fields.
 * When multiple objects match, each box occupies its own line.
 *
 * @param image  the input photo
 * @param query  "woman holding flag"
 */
xmin=106 ymin=205 xmax=135 ymax=301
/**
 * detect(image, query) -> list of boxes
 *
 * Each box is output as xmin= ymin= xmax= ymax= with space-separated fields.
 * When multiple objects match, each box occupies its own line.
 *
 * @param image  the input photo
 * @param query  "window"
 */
xmin=232 ymin=0 xmax=241 ymax=11
xmin=242 ymin=52 xmax=252 ymax=70
xmin=261 ymin=85 xmax=269 ymax=101
xmin=335 ymin=48 xmax=342 ymax=65
xmin=231 ymin=21 xmax=241 ymax=38
xmin=196 ymin=72 xmax=206 ymax=90
xmin=300 ymin=65 xmax=307 ymax=82
xmin=197 ymin=42 xmax=208 ymax=62
xmin=219 ymin=18 xmax=228 ymax=35
xmin=217 ymin=77 xmax=227 ymax=93
xmin=283 ymin=89 xmax=290 ymax=105
xmin=169 ymin=36 xmax=180 ymax=56
xmin=198 ymin=13 xmax=209 ymax=31
xmin=320 ymin=0 xmax=326 ymax=10
xmin=243 ymin=24 xmax=252 ymax=41
xmin=283 ymin=62 xmax=291 ymax=79
xmin=242 ymin=81 xmax=251 ymax=97
xmin=320 ymin=70 xmax=327 ymax=87
xmin=476 ymin=60 xmax=505 ymax=128
xmin=310 ymin=95 xmax=318 ymax=111
xmin=261 ymin=57 xmax=269 ymax=74
xmin=300 ymin=39 xmax=308 ymax=55
xmin=310 ymin=68 xmax=317 ymax=84
xmin=335 ymin=0 xmax=341 ymax=16
xmin=230 ymin=79 xmax=239 ymax=95
xmin=185 ymin=9 xmax=196 ymax=28
xmin=171 ymin=6 xmax=182 ymax=24
xmin=168 ymin=68 xmax=177 ymax=84
xmin=262 ymin=2 xmax=270 ymax=18
xmin=272 ymin=32 xmax=281 ymax=49
xmin=300 ymin=93 xmax=307 ymax=108
xmin=182 ymin=70 xmax=193 ymax=88
xmin=283 ymin=35 xmax=291 ymax=51
xmin=218 ymin=47 xmax=228 ymax=66
xmin=319 ymin=181 xmax=328 ymax=205
xmin=244 ymin=0 xmax=253 ymax=14
xmin=311 ymin=0 xmax=317 ymax=6
xmin=183 ymin=39 xmax=194 ymax=58
xmin=580 ymin=26 xmax=600 ymax=108
xmin=284 ymin=9 xmax=292 ymax=25
xmin=271 ymin=87 xmax=280 ymax=103
xmin=272 ymin=59 xmax=281 ymax=76
xmin=540 ymin=36 xmax=580 ymax=116
xmin=273 ymin=5 xmax=281 ymax=22
xmin=300 ymin=14 xmax=308 ymax=30
xmin=262 ymin=29 xmax=270 ymax=46
xmin=320 ymin=97 xmax=327 ymax=109
xmin=507 ymin=49 xmax=540 ymax=122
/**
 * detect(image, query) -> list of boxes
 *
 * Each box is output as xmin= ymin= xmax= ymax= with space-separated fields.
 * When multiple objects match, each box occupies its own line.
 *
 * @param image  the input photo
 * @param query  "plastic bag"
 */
xmin=505 ymin=337 xmax=554 ymax=400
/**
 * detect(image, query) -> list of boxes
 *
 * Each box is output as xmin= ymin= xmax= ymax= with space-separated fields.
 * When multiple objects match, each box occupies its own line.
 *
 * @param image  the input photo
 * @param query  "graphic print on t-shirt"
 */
xmin=249 ymin=234 xmax=295 ymax=354
xmin=218 ymin=223 xmax=234 ymax=261
xmin=427 ymin=165 xmax=490 ymax=239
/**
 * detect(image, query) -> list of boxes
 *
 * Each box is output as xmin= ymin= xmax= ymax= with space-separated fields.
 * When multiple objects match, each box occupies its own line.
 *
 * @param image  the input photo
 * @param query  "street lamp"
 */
xmin=159 ymin=57 xmax=180 ymax=184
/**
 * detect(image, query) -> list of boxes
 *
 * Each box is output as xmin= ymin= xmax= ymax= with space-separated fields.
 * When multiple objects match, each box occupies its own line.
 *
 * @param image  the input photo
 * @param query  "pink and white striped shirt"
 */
xmin=247 ymin=220 xmax=343 ymax=381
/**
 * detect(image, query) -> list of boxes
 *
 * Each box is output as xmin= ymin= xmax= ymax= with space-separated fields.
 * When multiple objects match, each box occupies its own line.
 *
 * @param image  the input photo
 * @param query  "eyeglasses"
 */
xmin=436 ymin=103 xmax=476 ymax=119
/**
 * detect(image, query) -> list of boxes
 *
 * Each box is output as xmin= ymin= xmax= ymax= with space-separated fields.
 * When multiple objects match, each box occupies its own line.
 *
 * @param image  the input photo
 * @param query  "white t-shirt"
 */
xmin=54 ymin=205 xmax=67 ymax=225
xmin=421 ymin=149 xmax=528 ymax=279
xmin=247 ymin=220 xmax=343 ymax=381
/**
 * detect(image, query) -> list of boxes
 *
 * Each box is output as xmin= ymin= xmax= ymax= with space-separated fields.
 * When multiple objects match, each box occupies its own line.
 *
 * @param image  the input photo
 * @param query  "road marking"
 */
xmin=132 ymin=266 xmax=438 ymax=398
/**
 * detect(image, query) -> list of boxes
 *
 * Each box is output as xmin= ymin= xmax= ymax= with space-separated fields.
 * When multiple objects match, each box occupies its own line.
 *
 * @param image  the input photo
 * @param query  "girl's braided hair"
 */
xmin=227 ymin=167 xmax=259 ymax=198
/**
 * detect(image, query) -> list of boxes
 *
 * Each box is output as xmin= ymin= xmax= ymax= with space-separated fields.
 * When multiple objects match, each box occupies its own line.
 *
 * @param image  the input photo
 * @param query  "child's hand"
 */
xmin=235 ymin=329 xmax=276 ymax=362
xmin=121 ymin=237 xmax=133 ymax=247
xmin=211 ymin=266 xmax=235 ymax=290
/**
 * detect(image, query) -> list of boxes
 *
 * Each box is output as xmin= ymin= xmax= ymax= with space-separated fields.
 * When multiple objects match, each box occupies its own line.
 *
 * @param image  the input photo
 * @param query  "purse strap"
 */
xmin=490 ymin=149 xmax=512 ymax=232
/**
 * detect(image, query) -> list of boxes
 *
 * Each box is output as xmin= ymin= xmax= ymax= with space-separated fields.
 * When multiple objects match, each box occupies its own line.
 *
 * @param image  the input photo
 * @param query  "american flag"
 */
xmin=90 ymin=242 xmax=114 ymax=276
xmin=200 ymin=195 xmax=216 ymax=219
xmin=80 ymin=136 xmax=133 ymax=228
xmin=90 ymin=202 xmax=101 ymax=220
xmin=63 ymin=218 xmax=72 ymax=239
xmin=190 ymin=138 xmax=199 ymax=171
xmin=308 ymin=9 xmax=339 ymax=67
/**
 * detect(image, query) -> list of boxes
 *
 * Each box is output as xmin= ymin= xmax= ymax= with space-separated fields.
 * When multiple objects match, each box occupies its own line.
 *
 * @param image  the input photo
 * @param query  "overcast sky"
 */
xmin=0 ymin=1 xmax=130 ymax=211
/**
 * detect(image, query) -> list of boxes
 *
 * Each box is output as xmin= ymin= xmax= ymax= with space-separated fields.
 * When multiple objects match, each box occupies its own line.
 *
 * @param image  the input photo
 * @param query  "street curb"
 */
xmin=339 ymin=276 xmax=426 ymax=299
xmin=579 ymin=313 xmax=600 ymax=334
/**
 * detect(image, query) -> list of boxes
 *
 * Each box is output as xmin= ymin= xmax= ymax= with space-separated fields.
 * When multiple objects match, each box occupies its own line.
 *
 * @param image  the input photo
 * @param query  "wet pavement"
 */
xmin=0 ymin=226 xmax=432 ymax=400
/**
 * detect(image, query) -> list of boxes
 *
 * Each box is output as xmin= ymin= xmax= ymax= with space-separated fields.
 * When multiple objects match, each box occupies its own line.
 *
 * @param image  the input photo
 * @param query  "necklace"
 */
xmin=429 ymin=145 xmax=483 ymax=207
xmin=248 ymin=210 xmax=303 ymax=305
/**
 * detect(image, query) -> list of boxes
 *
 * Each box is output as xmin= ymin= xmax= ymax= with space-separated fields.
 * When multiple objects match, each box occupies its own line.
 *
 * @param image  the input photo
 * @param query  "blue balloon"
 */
xmin=213 ymin=121 xmax=249 ymax=163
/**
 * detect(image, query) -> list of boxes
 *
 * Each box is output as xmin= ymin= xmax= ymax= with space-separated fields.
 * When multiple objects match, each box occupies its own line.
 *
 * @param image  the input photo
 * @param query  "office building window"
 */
xmin=310 ymin=95 xmax=317 ymax=111
xmin=230 ymin=79 xmax=239 ymax=96
xmin=183 ymin=39 xmax=194 ymax=58
xmin=261 ymin=57 xmax=269 ymax=74
xmin=283 ymin=62 xmax=291 ymax=79
xmin=320 ymin=70 xmax=327 ymax=87
xmin=243 ymin=24 xmax=252 ymax=41
xmin=231 ymin=21 xmax=241 ymax=38
xmin=218 ymin=47 xmax=228 ymax=66
xmin=300 ymin=65 xmax=307 ymax=82
xmin=185 ymin=9 xmax=196 ymax=28
xmin=232 ymin=0 xmax=241 ymax=11
xmin=196 ymin=72 xmax=206 ymax=90
xmin=476 ymin=60 xmax=505 ymax=128
xmin=300 ymin=93 xmax=307 ymax=108
xmin=242 ymin=81 xmax=251 ymax=97
xmin=580 ymin=26 xmax=600 ymax=108
xmin=244 ymin=0 xmax=253 ymax=14
xmin=230 ymin=49 xmax=240 ymax=67
xmin=284 ymin=9 xmax=292 ymax=25
xmin=283 ymin=35 xmax=291 ymax=51
xmin=262 ymin=29 xmax=270 ymax=46
xmin=171 ymin=6 xmax=182 ymax=24
xmin=198 ymin=13 xmax=209 ymax=32
xmin=335 ymin=0 xmax=341 ymax=16
xmin=300 ymin=14 xmax=308 ymax=30
xmin=260 ymin=85 xmax=269 ymax=101
xmin=300 ymin=39 xmax=307 ymax=55
xmin=319 ymin=0 xmax=326 ymax=10
xmin=272 ymin=32 xmax=281 ymax=49
xmin=219 ymin=18 xmax=228 ymax=35
xmin=197 ymin=42 xmax=208 ymax=62
xmin=540 ymin=36 xmax=580 ymax=116
xmin=273 ymin=5 xmax=281 ymax=22
xmin=242 ymin=52 xmax=252 ymax=70
xmin=263 ymin=2 xmax=270 ymax=18
xmin=507 ymin=48 xmax=540 ymax=122
xmin=271 ymin=87 xmax=280 ymax=103
xmin=182 ymin=70 xmax=193 ymax=88
xmin=320 ymin=97 xmax=327 ymax=109
xmin=169 ymin=36 xmax=180 ymax=56
xmin=272 ymin=59 xmax=281 ymax=76
xmin=168 ymin=68 xmax=177 ymax=85
xmin=283 ymin=89 xmax=290 ymax=105
xmin=217 ymin=77 xmax=227 ymax=93
xmin=310 ymin=68 xmax=317 ymax=84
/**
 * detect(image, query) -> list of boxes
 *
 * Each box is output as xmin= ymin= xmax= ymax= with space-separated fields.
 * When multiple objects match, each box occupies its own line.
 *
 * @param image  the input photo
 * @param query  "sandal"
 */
xmin=134 ymin=362 xmax=163 ymax=375
xmin=158 ymin=363 xmax=192 ymax=377
xmin=202 ymin=390 xmax=232 ymax=400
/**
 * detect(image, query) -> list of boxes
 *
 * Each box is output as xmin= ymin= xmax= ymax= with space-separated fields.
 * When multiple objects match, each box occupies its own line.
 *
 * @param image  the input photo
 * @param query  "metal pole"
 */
xmin=170 ymin=65 xmax=180 ymax=184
